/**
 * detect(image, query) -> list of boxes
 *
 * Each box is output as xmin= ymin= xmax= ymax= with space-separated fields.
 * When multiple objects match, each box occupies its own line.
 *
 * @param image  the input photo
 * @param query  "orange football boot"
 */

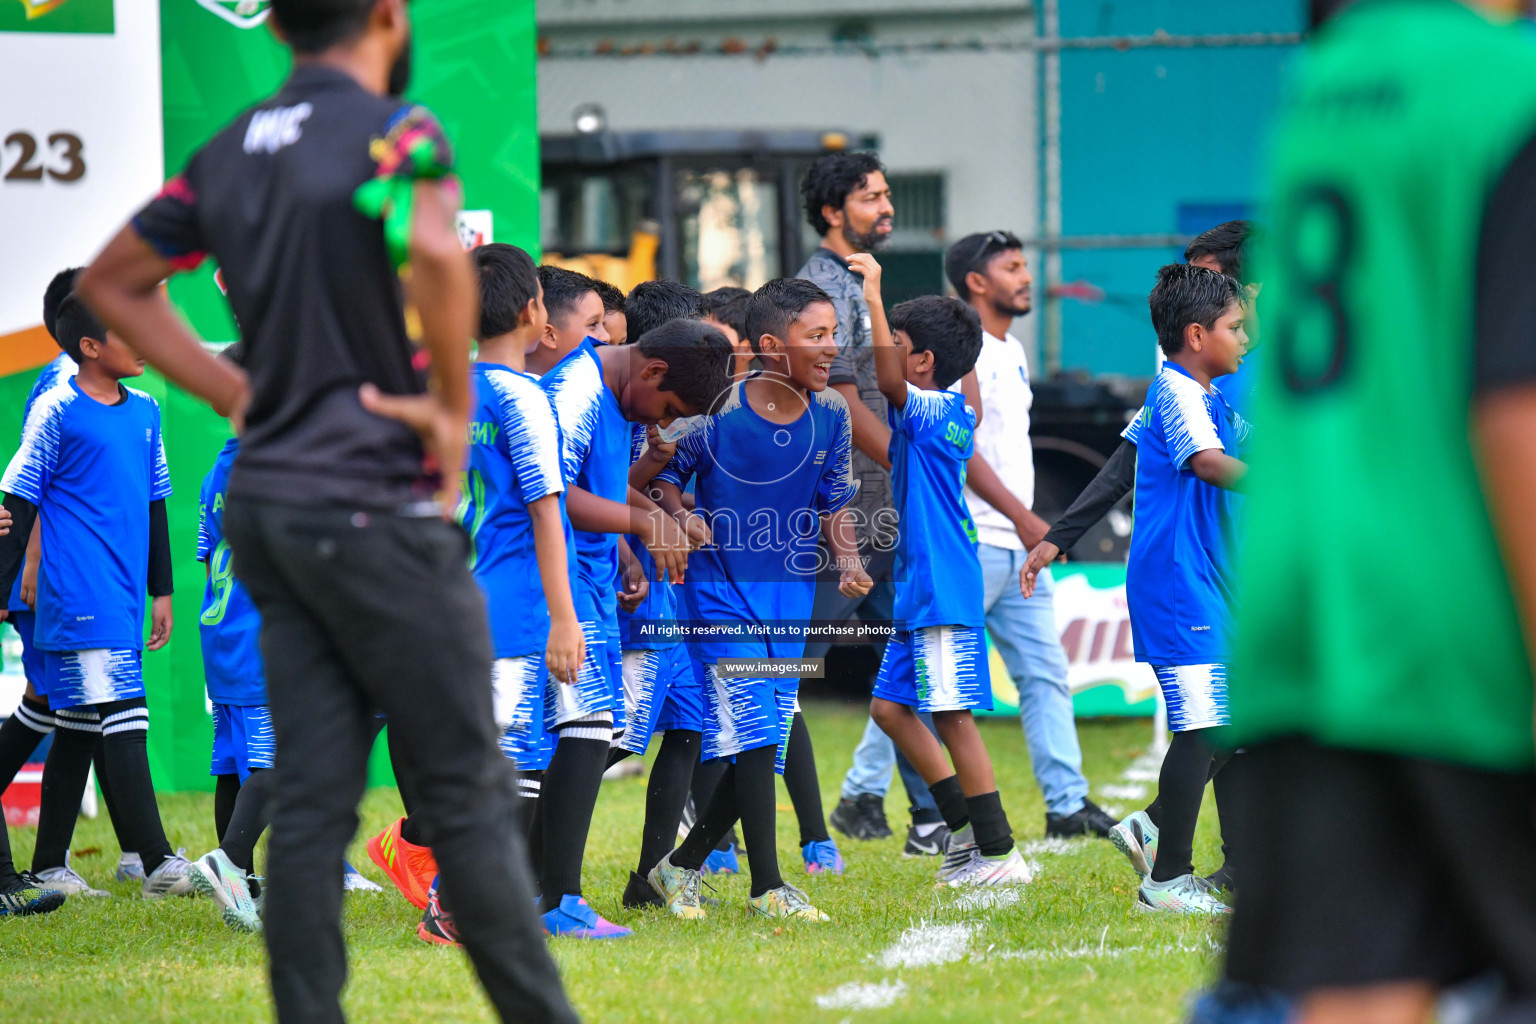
xmin=366 ymin=817 xmax=438 ymax=910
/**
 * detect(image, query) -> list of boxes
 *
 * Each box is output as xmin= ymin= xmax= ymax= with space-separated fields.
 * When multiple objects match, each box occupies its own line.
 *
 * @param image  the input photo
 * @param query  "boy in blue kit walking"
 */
xmin=856 ymin=267 xmax=1033 ymax=889
xmin=533 ymin=314 xmax=731 ymax=936
xmin=0 ymin=296 xmax=194 ymax=899
xmin=416 ymin=242 xmax=594 ymax=944
xmin=1109 ymin=264 xmax=1248 ymax=915
xmin=647 ymin=277 xmax=870 ymax=923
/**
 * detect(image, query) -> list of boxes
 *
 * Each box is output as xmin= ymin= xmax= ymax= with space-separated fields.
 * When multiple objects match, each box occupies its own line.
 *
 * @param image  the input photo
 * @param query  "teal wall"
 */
xmin=1055 ymin=1 xmax=1303 ymax=376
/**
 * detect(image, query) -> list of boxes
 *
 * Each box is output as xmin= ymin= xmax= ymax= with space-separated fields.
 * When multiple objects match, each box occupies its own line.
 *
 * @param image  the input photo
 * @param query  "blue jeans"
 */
xmin=842 ymin=545 xmax=1090 ymax=818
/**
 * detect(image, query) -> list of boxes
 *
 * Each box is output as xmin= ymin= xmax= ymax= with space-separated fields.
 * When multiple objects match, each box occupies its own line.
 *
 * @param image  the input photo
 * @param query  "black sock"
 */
xmin=0 ymin=819 xmax=18 ymax=888
xmin=213 ymin=772 xmax=241 ymax=842
xmin=1148 ymin=727 xmax=1216 ymax=883
xmin=94 ymin=741 xmax=135 ymax=857
xmin=928 ymin=775 xmax=970 ymax=833
xmin=538 ymin=717 xmax=611 ymax=913
xmin=0 ymin=696 xmax=53 ymax=791
xmin=388 ymin=726 xmax=429 ymax=847
xmin=674 ymin=764 xmax=739 ymax=871
xmin=220 ymin=768 xmax=272 ymax=873
xmin=733 ymin=745 xmax=784 ymax=897
xmin=783 ymin=712 xmax=830 ymax=846
xmin=1144 ymin=795 xmax=1163 ymax=829
xmin=1209 ymin=749 xmax=1241 ymax=886
xmin=689 ymin=757 xmax=727 ymax=816
xmin=98 ymin=699 xmax=173 ymax=876
xmin=515 ymin=769 xmax=543 ymax=838
xmin=32 ymin=708 xmax=100 ymax=872
xmin=965 ymin=791 xmax=1015 ymax=857
xmin=636 ymin=729 xmax=699 ymax=877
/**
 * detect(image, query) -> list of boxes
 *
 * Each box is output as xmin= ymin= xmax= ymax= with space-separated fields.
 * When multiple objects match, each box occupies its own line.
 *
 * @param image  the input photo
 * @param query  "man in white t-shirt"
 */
xmin=942 ymin=231 xmax=1116 ymax=838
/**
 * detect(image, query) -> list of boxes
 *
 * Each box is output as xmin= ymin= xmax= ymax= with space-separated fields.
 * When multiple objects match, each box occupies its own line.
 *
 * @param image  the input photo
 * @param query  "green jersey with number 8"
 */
xmin=1233 ymin=0 xmax=1536 ymax=771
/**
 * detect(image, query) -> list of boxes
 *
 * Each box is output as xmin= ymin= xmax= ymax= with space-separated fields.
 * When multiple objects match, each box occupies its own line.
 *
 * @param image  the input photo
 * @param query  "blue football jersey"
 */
xmin=1123 ymin=362 xmax=1248 ymax=664
xmin=657 ymin=377 xmax=858 ymax=668
xmin=8 ymin=353 xmax=78 ymax=613
xmin=887 ymin=384 xmax=985 ymax=630
xmin=618 ymin=423 xmax=684 ymax=650
xmin=197 ymin=438 xmax=266 ymax=705
xmin=1 ymin=377 xmax=171 ymax=652
xmin=460 ymin=363 xmax=573 ymax=658
xmin=540 ymin=339 xmax=631 ymax=630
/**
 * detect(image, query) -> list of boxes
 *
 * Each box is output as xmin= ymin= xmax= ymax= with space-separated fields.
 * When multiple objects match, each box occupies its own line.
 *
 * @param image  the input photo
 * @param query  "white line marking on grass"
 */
xmin=815 ymin=980 xmax=908 ymax=1010
xmin=874 ymin=922 xmax=976 ymax=969
xmin=987 ymin=933 xmax=1223 ymax=964
xmin=1098 ymin=783 xmax=1147 ymax=801
xmin=953 ymin=887 xmax=1023 ymax=913
xmin=1020 ymin=837 xmax=1085 ymax=858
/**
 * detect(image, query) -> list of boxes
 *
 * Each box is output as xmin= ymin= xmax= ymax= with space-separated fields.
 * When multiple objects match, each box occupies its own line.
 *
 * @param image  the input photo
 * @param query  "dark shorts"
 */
xmin=1225 ymin=738 xmax=1536 ymax=997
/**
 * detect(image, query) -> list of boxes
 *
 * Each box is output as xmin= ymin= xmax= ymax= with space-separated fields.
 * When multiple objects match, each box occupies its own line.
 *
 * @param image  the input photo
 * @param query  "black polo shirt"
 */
xmin=132 ymin=64 xmax=454 ymax=510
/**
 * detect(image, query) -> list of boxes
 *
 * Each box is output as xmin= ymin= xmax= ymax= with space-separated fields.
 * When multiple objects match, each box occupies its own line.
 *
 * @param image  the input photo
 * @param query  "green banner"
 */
xmin=0 ymin=0 xmax=113 ymax=34
xmin=0 ymin=0 xmax=541 ymax=792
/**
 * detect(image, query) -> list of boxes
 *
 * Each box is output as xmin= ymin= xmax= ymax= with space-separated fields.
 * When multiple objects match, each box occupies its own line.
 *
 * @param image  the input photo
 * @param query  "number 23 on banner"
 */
xmin=3 ymin=131 xmax=85 ymax=183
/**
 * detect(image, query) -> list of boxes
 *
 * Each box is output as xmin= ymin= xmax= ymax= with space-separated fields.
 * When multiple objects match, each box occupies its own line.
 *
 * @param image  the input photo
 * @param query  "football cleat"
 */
xmin=366 ymin=817 xmax=438 ymax=910
xmin=944 ymin=846 xmax=1035 ymax=888
xmin=142 ymin=850 xmax=197 ymax=899
xmin=802 ymin=838 xmax=845 ymax=875
xmin=646 ymin=851 xmax=706 ymax=920
xmin=902 ymin=823 xmax=951 ymax=858
xmin=188 ymin=848 xmax=261 ymax=932
xmin=115 ymin=852 xmax=145 ymax=882
xmin=541 ymin=894 xmax=631 ymax=938
xmin=33 ymin=856 xmax=108 ymax=898
xmin=0 ymin=877 xmax=65 ymax=918
xmin=702 ymin=843 xmax=740 ymax=875
xmin=748 ymin=883 xmax=829 ymax=923
xmin=416 ymin=877 xmax=462 ymax=947
xmin=934 ymin=824 xmax=977 ymax=886
xmin=1109 ymin=810 xmax=1159 ymax=878
xmin=342 ymin=861 xmax=383 ymax=893
xmin=1137 ymin=873 xmax=1231 ymax=915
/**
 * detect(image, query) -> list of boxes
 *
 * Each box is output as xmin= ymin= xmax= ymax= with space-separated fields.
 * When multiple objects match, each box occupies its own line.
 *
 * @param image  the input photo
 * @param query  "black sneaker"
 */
xmin=1044 ymin=798 xmax=1119 ymax=839
xmin=901 ymin=823 xmax=951 ymax=857
xmin=829 ymin=794 xmax=893 ymax=840
xmin=623 ymin=870 xmax=664 ymax=910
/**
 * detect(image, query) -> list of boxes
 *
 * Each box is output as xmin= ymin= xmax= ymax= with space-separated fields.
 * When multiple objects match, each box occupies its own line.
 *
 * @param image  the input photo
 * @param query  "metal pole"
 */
xmin=1042 ymin=0 xmax=1063 ymax=375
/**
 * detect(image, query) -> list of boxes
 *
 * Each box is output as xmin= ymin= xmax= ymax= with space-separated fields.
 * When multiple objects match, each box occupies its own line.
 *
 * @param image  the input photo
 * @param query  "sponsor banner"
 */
xmin=977 ymin=563 xmax=1158 ymax=719
xmin=0 ymin=0 xmax=159 ymax=338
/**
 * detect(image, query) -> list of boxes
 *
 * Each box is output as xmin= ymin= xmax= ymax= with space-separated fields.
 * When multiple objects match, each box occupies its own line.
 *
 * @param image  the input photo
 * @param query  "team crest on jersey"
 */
xmin=195 ymin=0 xmax=269 ymax=29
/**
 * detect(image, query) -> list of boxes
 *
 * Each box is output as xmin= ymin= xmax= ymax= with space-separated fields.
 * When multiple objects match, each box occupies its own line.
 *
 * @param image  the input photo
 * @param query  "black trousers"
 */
xmin=226 ymin=500 xmax=576 ymax=1024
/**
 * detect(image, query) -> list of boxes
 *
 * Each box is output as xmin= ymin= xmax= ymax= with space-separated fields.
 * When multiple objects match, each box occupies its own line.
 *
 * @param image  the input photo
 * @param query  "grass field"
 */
xmin=0 ymin=702 xmax=1227 ymax=1024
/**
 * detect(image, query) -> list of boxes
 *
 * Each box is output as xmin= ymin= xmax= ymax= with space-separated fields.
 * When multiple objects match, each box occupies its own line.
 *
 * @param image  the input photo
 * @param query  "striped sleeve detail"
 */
xmin=892 ymin=382 xmax=953 ymax=439
xmin=130 ymin=390 xmax=173 ymax=500
xmin=489 ymin=369 xmax=565 ymax=504
xmin=1156 ymin=370 xmax=1224 ymax=471
xmin=541 ymin=353 xmax=606 ymax=484
xmin=814 ymin=389 xmax=860 ymax=514
xmin=1 ymin=381 xmax=73 ymax=502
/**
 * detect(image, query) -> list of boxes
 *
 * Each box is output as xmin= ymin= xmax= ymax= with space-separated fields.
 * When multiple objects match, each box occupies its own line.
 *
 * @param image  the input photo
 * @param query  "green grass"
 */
xmin=0 ymin=703 xmax=1226 ymax=1023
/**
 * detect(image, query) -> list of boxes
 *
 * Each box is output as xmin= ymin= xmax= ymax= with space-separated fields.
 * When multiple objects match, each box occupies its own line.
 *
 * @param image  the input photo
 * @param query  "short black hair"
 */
xmin=538 ymin=265 xmax=600 ymax=327
xmin=801 ymin=151 xmax=885 ymax=235
xmin=944 ymin=231 xmax=1023 ymax=299
xmin=888 ymin=296 xmax=983 ymax=390
xmin=744 ymin=278 xmax=834 ymax=355
xmin=624 ymin=279 xmax=705 ymax=341
xmin=635 ymin=318 xmax=734 ymax=415
xmin=43 ymin=266 xmax=84 ymax=343
xmin=270 ymin=0 xmax=373 ymax=54
xmin=703 ymin=286 xmax=751 ymax=341
xmin=593 ymin=279 xmax=626 ymax=315
xmin=1149 ymin=263 xmax=1243 ymax=357
xmin=53 ymin=294 xmax=106 ymax=364
xmin=473 ymin=244 xmax=540 ymax=339
xmin=1184 ymin=220 xmax=1252 ymax=285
